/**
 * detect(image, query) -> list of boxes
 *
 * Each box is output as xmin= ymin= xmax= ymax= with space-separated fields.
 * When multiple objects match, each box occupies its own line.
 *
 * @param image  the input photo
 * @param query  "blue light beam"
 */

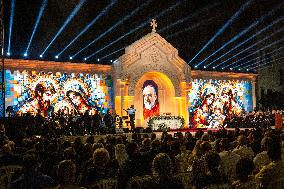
xmin=56 ymin=0 xmax=117 ymax=57
xmin=41 ymin=0 xmax=87 ymax=56
xmin=243 ymin=51 xmax=284 ymax=69
xmin=249 ymin=56 xmax=284 ymax=70
xmin=158 ymin=2 xmax=219 ymax=34
xmin=83 ymin=1 xmax=184 ymax=60
xmin=231 ymin=46 xmax=283 ymax=69
xmin=188 ymin=0 xmax=253 ymax=65
xmin=71 ymin=0 xmax=153 ymax=58
xmin=7 ymin=0 xmax=15 ymax=55
xmin=167 ymin=16 xmax=217 ymax=39
xmin=218 ymin=28 xmax=284 ymax=69
xmin=99 ymin=46 xmax=125 ymax=61
xmin=195 ymin=6 xmax=279 ymax=67
xmin=24 ymin=0 xmax=48 ymax=55
xmin=213 ymin=17 xmax=284 ymax=68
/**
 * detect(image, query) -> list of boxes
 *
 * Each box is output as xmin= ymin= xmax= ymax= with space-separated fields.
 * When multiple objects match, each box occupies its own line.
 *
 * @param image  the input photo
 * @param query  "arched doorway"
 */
xmin=134 ymin=72 xmax=176 ymax=127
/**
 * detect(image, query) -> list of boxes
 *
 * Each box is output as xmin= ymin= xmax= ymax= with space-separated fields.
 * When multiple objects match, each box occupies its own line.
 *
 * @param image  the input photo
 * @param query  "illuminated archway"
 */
xmin=133 ymin=72 xmax=176 ymax=126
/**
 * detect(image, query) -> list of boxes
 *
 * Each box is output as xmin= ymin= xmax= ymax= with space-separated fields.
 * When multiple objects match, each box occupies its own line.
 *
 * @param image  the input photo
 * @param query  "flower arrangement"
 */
xmin=148 ymin=115 xmax=185 ymax=131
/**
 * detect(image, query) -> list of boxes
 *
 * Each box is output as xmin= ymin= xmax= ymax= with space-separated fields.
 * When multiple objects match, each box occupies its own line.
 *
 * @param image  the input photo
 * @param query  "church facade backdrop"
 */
xmin=2 ymin=31 xmax=257 ymax=128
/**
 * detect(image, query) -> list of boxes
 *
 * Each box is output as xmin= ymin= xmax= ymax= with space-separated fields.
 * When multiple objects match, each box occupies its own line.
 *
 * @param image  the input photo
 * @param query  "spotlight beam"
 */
xmin=188 ymin=0 xmax=253 ymax=65
xmin=249 ymin=56 xmax=284 ymax=70
xmin=195 ymin=5 xmax=280 ymax=67
xmin=166 ymin=16 xmax=217 ymax=39
xmin=25 ymin=0 xmax=48 ymax=55
xmin=83 ymin=1 xmax=183 ymax=60
xmin=99 ymin=16 xmax=208 ymax=61
xmin=71 ymin=0 xmax=153 ymax=58
xmin=212 ymin=17 xmax=284 ymax=68
xmin=217 ymin=28 xmax=284 ymax=69
xmin=99 ymin=46 xmax=125 ymax=61
xmin=158 ymin=2 xmax=219 ymax=34
xmin=41 ymin=0 xmax=87 ymax=56
xmin=230 ymin=46 xmax=283 ymax=69
xmin=56 ymin=0 xmax=117 ymax=57
xmin=211 ymin=16 xmax=284 ymax=68
xmin=243 ymin=52 xmax=284 ymax=69
xmin=7 ymin=0 xmax=15 ymax=55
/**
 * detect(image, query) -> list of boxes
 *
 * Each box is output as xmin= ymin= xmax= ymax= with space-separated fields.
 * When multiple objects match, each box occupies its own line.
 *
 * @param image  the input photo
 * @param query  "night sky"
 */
xmin=3 ymin=0 xmax=284 ymax=71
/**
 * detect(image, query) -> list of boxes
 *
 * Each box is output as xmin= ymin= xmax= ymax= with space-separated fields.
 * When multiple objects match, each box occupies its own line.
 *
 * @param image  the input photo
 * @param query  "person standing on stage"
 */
xmin=127 ymin=105 xmax=136 ymax=132
xmin=104 ymin=109 xmax=114 ymax=133
xmin=91 ymin=110 xmax=101 ymax=134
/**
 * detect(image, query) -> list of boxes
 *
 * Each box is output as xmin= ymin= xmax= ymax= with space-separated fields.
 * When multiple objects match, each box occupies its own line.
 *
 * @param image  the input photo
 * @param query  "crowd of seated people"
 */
xmin=226 ymin=109 xmax=282 ymax=128
xmin=3 ymin=111 xmax=117 ymax=139
xmin=0 ymin=118 xmax=284 ymax=189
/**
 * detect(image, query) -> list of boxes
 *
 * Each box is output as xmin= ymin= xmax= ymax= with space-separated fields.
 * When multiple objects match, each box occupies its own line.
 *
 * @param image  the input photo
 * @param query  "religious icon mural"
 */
xmin=142 ymin=80 xmax=160 ymax=119
xmin=188 ymin=79 xmax=253 ymax=128
xmin=5 ymin=70 xmax=113 ymax=116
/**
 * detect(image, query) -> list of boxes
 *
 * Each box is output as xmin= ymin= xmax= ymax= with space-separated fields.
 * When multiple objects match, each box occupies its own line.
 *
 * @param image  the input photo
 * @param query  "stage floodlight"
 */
xmin=40 ymin=54 xmax=43 ymax=58
xmin=222 ymin=67 xmax=224 ymax=70
xmin=196 ymin=4 xmax=282 ymax=68
xmin=230 ymin=68 xmax=233 ymax=70
xmin=110 ymin=60 xmax=113 ymax=63
xmin=231 ymin=46 xmax=283 ymax=69
xmin=84 ymin=58 xmax=87 ymax=61
xmin=212 ymin=16 xmax=284 ymax=68
xmin=69 ymin=56 xmax=73 ymax=60
xmin=167 ymin=17 xmax=217 ymax=40
xmin=97 ymin=58 xmax=100 ymax=62
xmin=55 ymin=55 xmax=59 ymax=59
xmin=56 ymin=0 xmax=117 ymax=57
xmin=188 ymin=0 xmax=253 ymax=65
xmin=99 ymin=46 xmax=125 ymax=61
xmin=41 ymin=0 xmax=86 ymax=56
xmin=228 ymin=46 xmax=283 ymax=69
xmin=213 ymin=66 xmax=216 ymax=69
xmin=246 ymin=69 xmax=249 ymax=71
xmin=7 ymin=52 xmax=10 ymax=56
xmin=221 ymin=31 xmax=284 ymax=69
xmin=249 ymin=56 xmax=284 ymax=70
xmin=203 ymin=66 xmax=207 ymax=68
xmin=25 ymin=0 xmax=47 ymax=55
xmin=194 ymin=65 xmax=198 ymax=68
xmin=159 ymin=3 xmax=219 ymax=34
xmin=7 ymin=0 xmax=15 ymax=57
xmin=243 ymin=52 xmax=284 ymax=69
xmin=82 ymin=1 xmax=182 ymax=60
xmin=24 ymin=53 xmax=27 ymax=57
xmin=71 ymin=0 xmax=153 ymax=58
